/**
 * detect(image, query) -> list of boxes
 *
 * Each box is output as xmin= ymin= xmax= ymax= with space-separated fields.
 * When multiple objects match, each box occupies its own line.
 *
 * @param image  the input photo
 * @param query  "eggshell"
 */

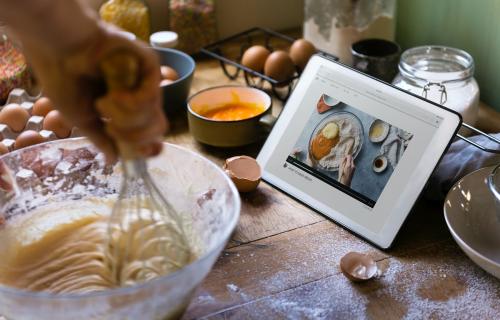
xmin=15 ymin=130 xmax=46 ymax=149
xmin=340 ymin=252 xmax=378 ymax=282
xmin=43 ymin=110 xmax=72 ymax=138
xmin=160 ymin=65 xmax=179 ymax=81
xmin=223 ymin=155 xmax=261 ymax=193
xmin=0 ymin=103 xmax=30 ymax=132
xmin=264 ymin=50 xmax=295 ymax=83
xmin=241 ymin=45 xmax=271 ymax=72
xmin=0 ymin=142 xmax=8 ymax=155
xmin=289 ymin=39 xmax=316 ymax=70
xmin=32 ymin=97 xmax=54 ymax=116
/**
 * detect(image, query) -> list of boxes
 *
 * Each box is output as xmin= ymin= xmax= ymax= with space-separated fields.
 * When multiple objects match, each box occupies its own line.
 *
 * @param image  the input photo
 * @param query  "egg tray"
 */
xmin=200 ymin=27 xmax=338 ymax=101
xmin=0 ymin=88 xmax=82 ymax=153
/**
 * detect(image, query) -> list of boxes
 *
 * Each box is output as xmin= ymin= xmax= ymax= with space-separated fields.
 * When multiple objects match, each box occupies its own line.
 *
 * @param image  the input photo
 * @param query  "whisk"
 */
xmin=100 ymin=50 xmax=192 ymax=286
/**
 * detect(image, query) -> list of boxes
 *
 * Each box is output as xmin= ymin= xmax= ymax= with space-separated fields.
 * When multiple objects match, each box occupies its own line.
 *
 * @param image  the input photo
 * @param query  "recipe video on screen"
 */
xmin=286 ymin=94 xmax=414 ymax=208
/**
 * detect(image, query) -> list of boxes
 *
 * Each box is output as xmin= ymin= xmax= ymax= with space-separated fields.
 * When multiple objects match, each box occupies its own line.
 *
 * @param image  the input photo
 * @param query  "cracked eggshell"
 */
xmin=223 ymin=155 xmax=261 ymax=193
xmin=340 ymin=251 xmax=378 ymax=282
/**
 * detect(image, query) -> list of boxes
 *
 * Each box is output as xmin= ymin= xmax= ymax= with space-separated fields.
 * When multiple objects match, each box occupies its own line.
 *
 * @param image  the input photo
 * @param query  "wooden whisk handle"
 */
xmin=100 ymin=50 xmax=140 ymax=159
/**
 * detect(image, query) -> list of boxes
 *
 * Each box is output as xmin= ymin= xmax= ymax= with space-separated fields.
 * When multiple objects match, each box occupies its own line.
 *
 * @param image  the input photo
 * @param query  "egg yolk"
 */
xmin=200 ymin=102 xmax=265 ymax=121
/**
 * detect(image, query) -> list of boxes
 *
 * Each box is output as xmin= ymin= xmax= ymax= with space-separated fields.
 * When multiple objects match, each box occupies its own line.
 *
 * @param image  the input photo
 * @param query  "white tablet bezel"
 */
xmin=257 ymin=54 xmax=462 ymax=249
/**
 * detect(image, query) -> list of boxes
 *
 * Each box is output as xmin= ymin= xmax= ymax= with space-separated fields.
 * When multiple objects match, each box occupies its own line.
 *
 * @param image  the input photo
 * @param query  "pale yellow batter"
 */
xmin=0 ymin=198 xmax=194 ymax=294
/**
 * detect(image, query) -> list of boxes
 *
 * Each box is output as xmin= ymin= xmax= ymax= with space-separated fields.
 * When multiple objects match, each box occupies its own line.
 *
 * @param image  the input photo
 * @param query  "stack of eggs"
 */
xmin=0 ymin=89 xmax=80 ymax=155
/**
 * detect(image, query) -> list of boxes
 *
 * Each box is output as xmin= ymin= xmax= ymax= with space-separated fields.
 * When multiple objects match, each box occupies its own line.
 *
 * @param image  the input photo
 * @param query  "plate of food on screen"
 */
xmin=308 ymin=111 xmax=364 ymax=171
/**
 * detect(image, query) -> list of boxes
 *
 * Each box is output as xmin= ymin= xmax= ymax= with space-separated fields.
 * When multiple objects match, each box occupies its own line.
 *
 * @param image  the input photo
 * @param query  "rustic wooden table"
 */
xmin=166 ymin=58 xmax=500 ymax=320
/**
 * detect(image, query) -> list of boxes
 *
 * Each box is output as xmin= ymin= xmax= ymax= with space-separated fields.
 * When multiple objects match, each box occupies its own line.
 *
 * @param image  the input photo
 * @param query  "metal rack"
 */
xmin=201 ymin=27 xmax=338 ymax=101
xmin=457 ymin=123 xmax=500 ymax=154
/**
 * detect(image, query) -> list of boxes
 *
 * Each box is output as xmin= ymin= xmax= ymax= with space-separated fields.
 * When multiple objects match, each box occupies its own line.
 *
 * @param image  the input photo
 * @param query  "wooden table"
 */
xmin=166 ymin=58 xmax=500 ymax=319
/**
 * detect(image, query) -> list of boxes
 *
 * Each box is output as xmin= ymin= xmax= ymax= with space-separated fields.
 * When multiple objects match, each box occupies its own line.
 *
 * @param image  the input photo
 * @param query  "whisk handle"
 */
xmin=100 ymin=50 xmax=141 ymax=159
xmin=100 ymin=49 xmax=139 ymax=91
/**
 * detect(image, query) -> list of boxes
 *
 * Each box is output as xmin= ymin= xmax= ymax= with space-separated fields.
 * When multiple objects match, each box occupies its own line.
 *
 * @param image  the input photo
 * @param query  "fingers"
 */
xmin=70 ymin=114 xmax=118 ymax=164
xmin=93 ymin=28 xmax=165 ymax=159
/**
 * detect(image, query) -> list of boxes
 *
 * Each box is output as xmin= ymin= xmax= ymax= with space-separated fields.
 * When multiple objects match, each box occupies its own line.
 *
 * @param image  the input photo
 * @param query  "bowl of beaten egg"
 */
xmin=0 ymin=138 xmax=240 ymax=320
xmin=187 ymin=86 xmax=274 ymax=147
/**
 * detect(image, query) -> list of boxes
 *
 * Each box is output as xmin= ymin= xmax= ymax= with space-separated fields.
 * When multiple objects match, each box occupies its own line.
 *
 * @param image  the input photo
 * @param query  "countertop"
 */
xmin=165 ymin=58 xmax=500 ymax=319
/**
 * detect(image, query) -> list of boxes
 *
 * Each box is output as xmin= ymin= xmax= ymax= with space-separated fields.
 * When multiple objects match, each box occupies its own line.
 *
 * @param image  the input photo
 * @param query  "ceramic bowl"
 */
xmin=369 ymin=119 xmax=389 ymax=143
xmin=488 ymin=163 xmax=500 ymax=213
xmin=444 ymin=165 xmax=500 ymax=279
xmin=154 ymin=47 xmax=195 ymax=114
xmin=372 ymin=155 xmax=388 ymax=173
xmin=187 ymin=86 xmax=274 ymax=147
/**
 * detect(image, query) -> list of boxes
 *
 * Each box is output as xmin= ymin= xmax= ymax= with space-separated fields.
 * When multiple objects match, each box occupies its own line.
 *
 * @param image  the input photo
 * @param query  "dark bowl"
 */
xmin=154 ymin=47 xmax=195 ymax=115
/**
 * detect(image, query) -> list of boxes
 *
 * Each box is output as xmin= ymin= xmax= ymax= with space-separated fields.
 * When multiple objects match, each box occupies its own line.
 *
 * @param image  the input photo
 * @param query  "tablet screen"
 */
xmin=258 ymin=56 xmax=461 ymax=248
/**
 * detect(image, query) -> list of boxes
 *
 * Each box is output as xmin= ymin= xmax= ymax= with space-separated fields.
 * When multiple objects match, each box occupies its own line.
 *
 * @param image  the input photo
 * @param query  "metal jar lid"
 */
xmin=398 ymin=46 xmax=475 ymax=104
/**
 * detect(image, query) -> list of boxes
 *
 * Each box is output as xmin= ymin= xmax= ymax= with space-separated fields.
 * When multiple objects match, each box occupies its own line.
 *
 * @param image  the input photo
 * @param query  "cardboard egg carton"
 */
xmin=0 ymin=88 xmax=82 ymax=152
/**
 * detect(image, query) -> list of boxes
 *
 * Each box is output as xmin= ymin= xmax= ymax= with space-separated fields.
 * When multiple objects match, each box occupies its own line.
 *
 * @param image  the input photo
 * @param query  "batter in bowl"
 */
xmin=0 ymin=198 xmax=195 ymax=294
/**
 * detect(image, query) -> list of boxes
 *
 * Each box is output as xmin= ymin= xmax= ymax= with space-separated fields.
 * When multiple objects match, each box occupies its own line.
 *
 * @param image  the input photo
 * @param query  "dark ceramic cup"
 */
xmin=351 ymin=39 xmax=401 ymax=83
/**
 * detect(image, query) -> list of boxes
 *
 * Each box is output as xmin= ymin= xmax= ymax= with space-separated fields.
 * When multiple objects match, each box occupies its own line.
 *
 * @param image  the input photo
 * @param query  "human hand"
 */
xmin=23 ymin=22 xmax=166 ymax=163
xmin=338 ymin=155 xmax=356 ymax=186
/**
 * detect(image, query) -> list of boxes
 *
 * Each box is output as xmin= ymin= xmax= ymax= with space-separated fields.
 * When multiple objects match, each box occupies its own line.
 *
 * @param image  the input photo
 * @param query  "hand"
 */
xmin=338 ymin=155 xmax=356 ymax=186
xmin=23 ymin=22 xmax=166 ymax=163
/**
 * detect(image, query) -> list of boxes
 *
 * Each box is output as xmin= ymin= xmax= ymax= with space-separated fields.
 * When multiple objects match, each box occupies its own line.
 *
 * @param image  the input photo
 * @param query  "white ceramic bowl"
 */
xmin=444 ymin=166 xmax=500 ymax=279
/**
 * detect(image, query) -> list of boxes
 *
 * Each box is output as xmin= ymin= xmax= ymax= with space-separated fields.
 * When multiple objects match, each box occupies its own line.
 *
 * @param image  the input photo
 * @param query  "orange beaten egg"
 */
xmin=200 ymin=102 xmax=265 ymax=121
xmin=196 ymin=91 xmax=266 ymax=121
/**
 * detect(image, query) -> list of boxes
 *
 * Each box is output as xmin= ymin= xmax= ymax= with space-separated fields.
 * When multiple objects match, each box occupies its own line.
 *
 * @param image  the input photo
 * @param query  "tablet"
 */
xmin=257 ymin=54 xmax=462 ymax=249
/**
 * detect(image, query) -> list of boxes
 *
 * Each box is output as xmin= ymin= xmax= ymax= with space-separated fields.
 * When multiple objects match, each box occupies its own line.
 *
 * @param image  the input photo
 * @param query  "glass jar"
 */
xmin=393 ymin=46 xmax=479 ymax=126
xmin=99 ymin=0 xmax=151 ymax=41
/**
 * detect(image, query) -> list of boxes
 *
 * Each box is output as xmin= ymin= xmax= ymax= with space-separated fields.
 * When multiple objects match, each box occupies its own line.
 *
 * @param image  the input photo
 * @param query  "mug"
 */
xmin=187 ymin=86 xmax=275 ymax=147
xmin=351 ymin=38 xmax=401 ymax=82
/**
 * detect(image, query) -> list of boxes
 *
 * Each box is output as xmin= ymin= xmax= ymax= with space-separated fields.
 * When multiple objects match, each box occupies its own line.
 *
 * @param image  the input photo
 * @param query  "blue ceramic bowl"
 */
xmin=154 ymin=47 xmax=195 ymax=114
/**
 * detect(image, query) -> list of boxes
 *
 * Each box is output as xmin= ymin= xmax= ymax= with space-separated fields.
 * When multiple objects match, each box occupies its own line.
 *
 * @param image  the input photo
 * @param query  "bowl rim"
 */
xmin=443 ymin=165 xmax=500 ymax=269
xmin=153 ymin=47 xmax=195 ymax=86
xmin=0 ymin=137 xmax=241 ymax=300
xmin=487 ymin=163 xmax=500 ymax=201
xmin=186 ymin=85 xmax=272 ymax=123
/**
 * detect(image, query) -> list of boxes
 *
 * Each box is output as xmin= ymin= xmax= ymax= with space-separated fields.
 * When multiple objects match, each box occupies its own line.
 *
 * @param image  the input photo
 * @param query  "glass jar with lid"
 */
xmin=393 ymin=46 xmax=479 ymax=127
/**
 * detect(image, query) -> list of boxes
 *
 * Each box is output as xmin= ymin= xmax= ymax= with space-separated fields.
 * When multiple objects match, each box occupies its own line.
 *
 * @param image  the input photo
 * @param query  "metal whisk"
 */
xmin=100 ymin=51 xmax=191 ymax=286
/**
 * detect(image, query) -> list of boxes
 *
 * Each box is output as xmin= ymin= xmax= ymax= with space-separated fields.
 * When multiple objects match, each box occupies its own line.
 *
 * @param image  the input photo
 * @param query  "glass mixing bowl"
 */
xmin=0 ymin=138 xmax=240 ymax=320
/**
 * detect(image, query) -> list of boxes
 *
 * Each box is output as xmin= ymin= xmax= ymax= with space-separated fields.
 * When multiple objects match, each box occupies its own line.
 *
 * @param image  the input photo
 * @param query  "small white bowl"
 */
xmin=369 ymin=119 xmax=389 ymax=143
xmin=444 ymin=166 xmax=500 ymax=279
xmin=372 ymin=155 xmax=387 ymax=173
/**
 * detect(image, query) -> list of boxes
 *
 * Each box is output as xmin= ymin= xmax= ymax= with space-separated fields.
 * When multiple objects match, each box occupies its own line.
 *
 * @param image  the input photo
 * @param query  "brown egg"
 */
xmin=289 ymin=38 xmax=316 ymax=70
xmin=223 ymin=155 xmax=261 ymax=193
xmin=340 ymin=252 xmax=378 ymax=282
xmin=43 ymin=110 xmax=72 ymax=138
xmin=159 ymin=79 xmax=174 ymax=87
xmin=241 ymin=45 xmax=271 ymax=72
xmin=0 ymin=142 xmax=8 ymax=155
xmin=0 ymin=104 xmax=30 ymax=132
xmin=32 ymin=97 xmax=54 ymax=116
xmin=15 ymin=130 xmax=46 ymax=150
xmin=264 ymin=50 xmax=295 ymax=83
xmin=160 ymin=65 xmax=179 ymax=81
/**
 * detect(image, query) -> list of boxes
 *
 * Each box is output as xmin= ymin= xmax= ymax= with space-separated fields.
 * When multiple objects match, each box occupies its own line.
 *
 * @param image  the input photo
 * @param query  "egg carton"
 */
xmin=0 ymin=88 xmax=82 ymax=152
